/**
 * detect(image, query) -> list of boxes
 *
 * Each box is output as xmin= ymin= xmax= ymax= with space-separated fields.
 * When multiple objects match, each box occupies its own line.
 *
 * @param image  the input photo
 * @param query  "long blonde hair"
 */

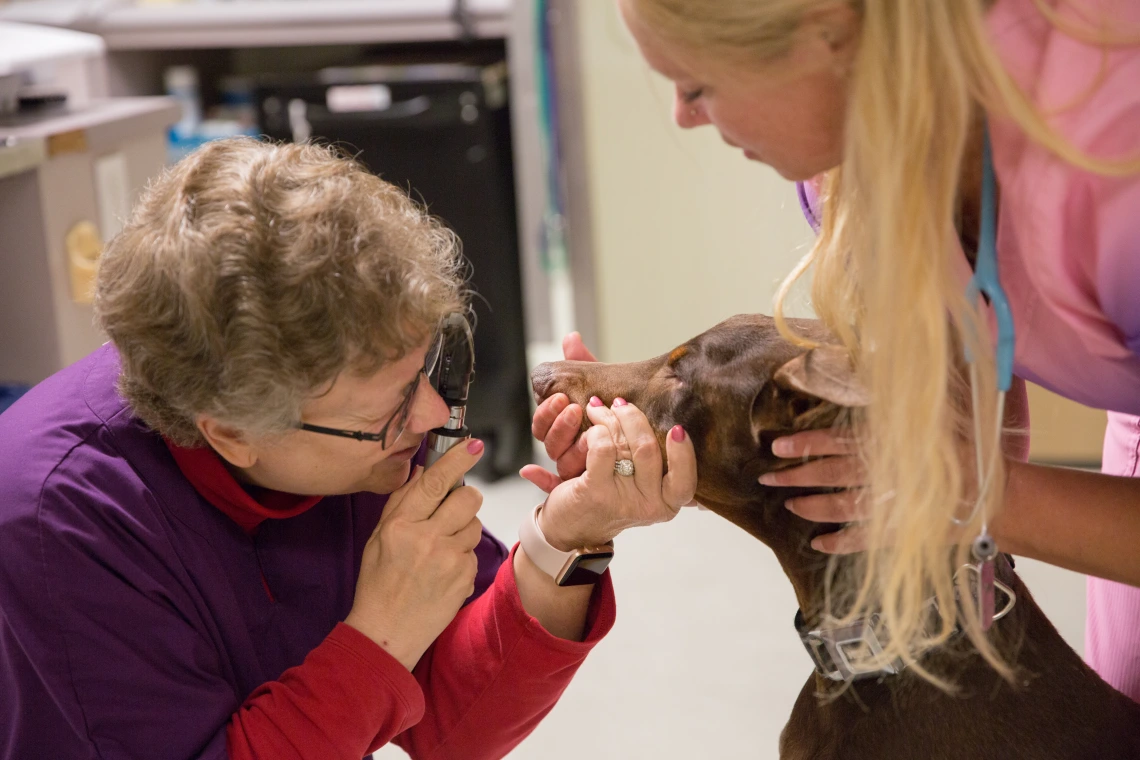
xmin=629 ymin=0 xmax=1140 ymax=684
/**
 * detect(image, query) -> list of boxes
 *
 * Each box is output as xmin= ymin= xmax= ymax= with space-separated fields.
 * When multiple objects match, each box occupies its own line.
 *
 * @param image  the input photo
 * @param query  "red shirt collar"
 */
xmin=164 ymin=439 xmax=321 ymax=534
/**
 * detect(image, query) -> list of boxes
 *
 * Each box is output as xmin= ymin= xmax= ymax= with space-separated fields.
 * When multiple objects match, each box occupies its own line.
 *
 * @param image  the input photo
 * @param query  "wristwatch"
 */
xmin=518 ymin=504 xmax=614 ymax=586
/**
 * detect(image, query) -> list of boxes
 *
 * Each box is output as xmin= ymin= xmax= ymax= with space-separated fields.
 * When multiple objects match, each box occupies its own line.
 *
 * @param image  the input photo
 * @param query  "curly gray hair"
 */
xmin=94 ymin=138 xmax=466 ymax=446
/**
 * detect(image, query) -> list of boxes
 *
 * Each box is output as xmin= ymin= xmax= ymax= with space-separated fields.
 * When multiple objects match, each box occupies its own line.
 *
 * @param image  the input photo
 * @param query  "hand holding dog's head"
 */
xmin=531 ymin=315 xmax=867 ymax=525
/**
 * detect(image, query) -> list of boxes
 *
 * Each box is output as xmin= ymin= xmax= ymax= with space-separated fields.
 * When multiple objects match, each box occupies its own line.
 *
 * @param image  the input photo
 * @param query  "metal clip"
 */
xmin=955 ymin=561 xmax=1016 ymax=628
xmin=971 ymin=532 xmax=999 ymax=630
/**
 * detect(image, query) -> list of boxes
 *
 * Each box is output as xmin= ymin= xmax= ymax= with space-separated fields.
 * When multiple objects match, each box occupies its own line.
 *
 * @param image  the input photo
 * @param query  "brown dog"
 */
xmin=531 ymin=314 xmax=1140 ymax=760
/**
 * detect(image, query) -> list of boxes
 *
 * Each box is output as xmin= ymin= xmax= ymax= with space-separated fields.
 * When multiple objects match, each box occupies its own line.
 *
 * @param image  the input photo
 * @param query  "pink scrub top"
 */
xmin=800 ymin=0 xmax=1140 ymax=700
xmin=987 ymin=0 xmax=1140 ymax=413
xmin=988 ymin=0 xmax=1140 ymax=702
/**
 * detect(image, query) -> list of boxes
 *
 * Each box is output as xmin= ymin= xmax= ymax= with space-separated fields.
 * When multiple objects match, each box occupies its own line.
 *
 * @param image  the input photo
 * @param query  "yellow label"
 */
xmin=65 ymin=220 xmax=103 ymax=304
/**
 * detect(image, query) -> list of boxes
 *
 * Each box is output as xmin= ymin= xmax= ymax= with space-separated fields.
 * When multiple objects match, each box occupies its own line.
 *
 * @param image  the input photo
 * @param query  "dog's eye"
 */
xmin=657 ymin=366 xmax=687 ymax=392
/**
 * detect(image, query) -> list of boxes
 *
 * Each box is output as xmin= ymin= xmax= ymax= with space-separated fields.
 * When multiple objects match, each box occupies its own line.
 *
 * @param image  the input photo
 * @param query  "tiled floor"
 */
xmin=375 ymin=468 xmax=1089 ymax=760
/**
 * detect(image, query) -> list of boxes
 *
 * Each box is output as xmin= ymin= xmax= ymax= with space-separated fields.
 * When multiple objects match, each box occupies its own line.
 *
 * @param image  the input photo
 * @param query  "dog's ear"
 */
xmin=773 ymin=345 xmax=869 ymax=408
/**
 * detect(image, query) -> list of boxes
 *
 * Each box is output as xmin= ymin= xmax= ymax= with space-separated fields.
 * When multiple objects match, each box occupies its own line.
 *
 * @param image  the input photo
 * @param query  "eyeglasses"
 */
xmin=297 ymin=330 xmax=444 ymax=449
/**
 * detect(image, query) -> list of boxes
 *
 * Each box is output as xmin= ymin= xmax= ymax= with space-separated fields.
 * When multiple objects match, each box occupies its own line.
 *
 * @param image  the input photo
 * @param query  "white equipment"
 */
xmin=0 ymin=21 xmax=177 ymax=386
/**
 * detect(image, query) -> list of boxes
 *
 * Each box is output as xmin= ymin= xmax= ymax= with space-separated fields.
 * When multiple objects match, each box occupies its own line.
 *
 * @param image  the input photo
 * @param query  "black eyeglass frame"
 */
xmin=296 ymin=330 xmax=444 ymax=449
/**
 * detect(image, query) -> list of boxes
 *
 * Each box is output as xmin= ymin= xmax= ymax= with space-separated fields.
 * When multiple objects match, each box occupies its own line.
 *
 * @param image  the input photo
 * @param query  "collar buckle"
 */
xmin=796 ymin=610 xmax=904 ymax=682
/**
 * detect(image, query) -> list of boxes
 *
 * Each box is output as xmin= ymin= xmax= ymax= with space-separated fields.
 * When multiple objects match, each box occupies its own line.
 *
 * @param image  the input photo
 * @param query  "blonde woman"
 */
xmin=533 ymin=0 xmax=1140 ymax=695
xmin=0 ymin=139 xmax=697 ymax=759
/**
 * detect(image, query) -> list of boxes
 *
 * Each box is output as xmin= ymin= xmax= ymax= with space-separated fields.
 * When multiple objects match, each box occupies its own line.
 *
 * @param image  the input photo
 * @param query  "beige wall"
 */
xmin=1026 ymin=383 xmax=1106 ymax=465
xmin=574 ymin=2 xmax=814 ymax=364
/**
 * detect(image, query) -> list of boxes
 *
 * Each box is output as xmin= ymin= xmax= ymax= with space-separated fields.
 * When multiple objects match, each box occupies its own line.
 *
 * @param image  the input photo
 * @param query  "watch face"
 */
xmin=558 ymin=551 xmax=613 ymax=586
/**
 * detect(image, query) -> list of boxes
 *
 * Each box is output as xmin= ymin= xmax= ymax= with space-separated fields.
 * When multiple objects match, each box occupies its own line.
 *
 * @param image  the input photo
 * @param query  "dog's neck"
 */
xmin=708 ymin=493 xmax=847 ymax=626
xmin=761 ymin=502 xmax=846 ymax=626
xmin=713 ymin=493 xmax=1033 ymax=688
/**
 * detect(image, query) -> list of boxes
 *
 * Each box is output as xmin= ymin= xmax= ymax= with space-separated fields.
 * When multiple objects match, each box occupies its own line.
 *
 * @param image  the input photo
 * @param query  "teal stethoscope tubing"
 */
xmin=956 ymin=125 xmax=1014 ymax=542
xmin=967 ymin=127 xmax=1015 ymax=392
xmin=958 ymin=125 xmax=1014 ymax=628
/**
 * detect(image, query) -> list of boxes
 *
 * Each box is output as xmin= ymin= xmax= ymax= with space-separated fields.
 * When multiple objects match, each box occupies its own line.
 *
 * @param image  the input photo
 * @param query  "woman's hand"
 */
xmin=524 ymin=332 xmax=597 ymax=488
xmin=761 ymin=429 xmax=870 ymax=554
xmin=538 ymin=398 xmax=697 ymax=551
xmin=770 ymin=376 xmax=1031 ymax=554
xmin=345 ymin=440 xmax=486 ymax=670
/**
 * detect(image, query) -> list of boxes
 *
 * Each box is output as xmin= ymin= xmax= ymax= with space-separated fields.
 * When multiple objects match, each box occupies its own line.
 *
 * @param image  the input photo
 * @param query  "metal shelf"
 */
xmin=0 ymin=0 xmax=511 ymax=49
xmin=0 ymin=0 xmax=596 ymax=350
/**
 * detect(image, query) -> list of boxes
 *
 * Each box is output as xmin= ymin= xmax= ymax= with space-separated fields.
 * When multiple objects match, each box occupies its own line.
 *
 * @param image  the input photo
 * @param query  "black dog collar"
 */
xmin=794 ymin=556 xmax=1017 ymax=682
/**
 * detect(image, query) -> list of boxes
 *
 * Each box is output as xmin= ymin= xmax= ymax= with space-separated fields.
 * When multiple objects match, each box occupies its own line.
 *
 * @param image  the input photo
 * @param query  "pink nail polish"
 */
xmin=467 ymin=439 xmax=484 ymax=455
xmin=588 ymin=396 xmax=603 ymax=407
xmin=670 ymin=425 xmax=685 ymax=442
xmin=613 ymin=397 xmax=628 ymax=407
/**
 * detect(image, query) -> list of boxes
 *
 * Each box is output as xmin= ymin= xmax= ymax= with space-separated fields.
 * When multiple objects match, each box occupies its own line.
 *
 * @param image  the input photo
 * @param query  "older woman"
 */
xmin=0 ymin=139 xmax=696 ymax=759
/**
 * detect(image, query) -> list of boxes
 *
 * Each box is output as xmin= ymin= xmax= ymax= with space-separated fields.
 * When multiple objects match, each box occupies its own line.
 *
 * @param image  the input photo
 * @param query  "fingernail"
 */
xmin=589 ymin=396 xmax=604 ymax=407
xmin=613 ymin=397 xmax=628 ymax=407
xmin=670 ymin=425 xmax=685 ymax=442
xmin=772 ymin=438 xmax=794 ymax=457
xmin=810 ymin=537 xmax=826 ymax=552
xmin=759 ymin=473 xmax=779 ymax=486
xmin=467 ymin=439 xmax=484 ymax=455
xmin=784 ymin=498 xmax=798 ymax=514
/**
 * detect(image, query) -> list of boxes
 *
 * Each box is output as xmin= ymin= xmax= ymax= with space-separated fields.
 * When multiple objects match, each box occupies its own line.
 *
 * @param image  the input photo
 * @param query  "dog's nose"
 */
xmin=531 ymin=362 xmax=557 ymax=405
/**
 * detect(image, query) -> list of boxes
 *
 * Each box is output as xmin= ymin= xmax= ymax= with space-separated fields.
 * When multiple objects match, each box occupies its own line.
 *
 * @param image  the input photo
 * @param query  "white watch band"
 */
xmin=517 ymin=503 xmax=575 ymax=580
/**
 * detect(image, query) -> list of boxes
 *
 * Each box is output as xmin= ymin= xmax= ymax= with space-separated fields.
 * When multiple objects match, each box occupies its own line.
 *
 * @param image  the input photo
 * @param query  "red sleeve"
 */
xmin=391 ymin=543 xmax=617 ymax=760
xmin=226 ymin=622 xmax=424 ymax=760
xmin=225 ymin=544 xmax=615 ymax=760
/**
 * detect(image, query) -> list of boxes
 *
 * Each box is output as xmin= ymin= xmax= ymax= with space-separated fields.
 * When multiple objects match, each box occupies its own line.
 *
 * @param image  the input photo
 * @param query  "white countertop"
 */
xmin=0 ymin=135 xmax=46 ymax=179
xmin=0 ymin=97 xmax=179 ymax=151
